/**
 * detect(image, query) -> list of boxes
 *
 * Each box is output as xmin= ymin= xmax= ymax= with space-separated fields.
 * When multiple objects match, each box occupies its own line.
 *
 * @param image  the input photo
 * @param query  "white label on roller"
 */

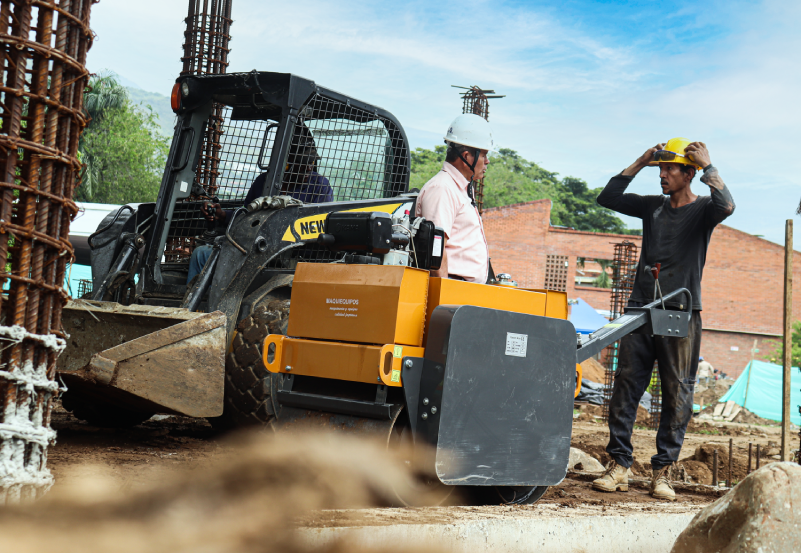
xmin=179 ymin=181 xmax=188 ymax=192
xmin=505 ymin=332 xmax=528 ymax=357
xmin=432 ymin=234 xmax=443 ymax=257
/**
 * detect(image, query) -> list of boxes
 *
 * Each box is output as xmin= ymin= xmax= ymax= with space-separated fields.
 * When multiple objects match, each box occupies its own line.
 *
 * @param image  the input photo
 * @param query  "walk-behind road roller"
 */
xmin=259 ymin=211 xmax=693 ymax=504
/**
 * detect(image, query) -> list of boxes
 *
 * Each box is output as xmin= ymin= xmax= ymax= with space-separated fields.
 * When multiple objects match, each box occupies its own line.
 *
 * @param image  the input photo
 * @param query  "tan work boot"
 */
xmin=592 ymin=460 xmax=629 ymax=492
xmin=650 ymin=465 xmax=676 ymax=501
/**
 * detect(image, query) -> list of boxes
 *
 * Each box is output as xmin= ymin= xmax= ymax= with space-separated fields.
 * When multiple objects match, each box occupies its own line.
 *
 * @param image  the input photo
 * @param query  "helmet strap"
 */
xmin=457 ymin=148 xmax=481 ymax=207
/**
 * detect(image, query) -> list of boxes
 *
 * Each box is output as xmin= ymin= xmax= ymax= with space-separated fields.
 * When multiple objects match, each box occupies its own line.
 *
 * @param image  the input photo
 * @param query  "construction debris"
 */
xmin=0 ymin=0 xmax=95 ymax=503
xmin=671 ymin=462 xmax=801 ymax=553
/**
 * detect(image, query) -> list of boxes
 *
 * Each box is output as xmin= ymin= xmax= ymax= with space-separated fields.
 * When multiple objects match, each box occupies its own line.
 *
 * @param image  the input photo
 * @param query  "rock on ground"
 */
xmin=671 ymin=462 xmax=801 ymax=553
xmin=568 ymin=447 xmax=604 ymax=472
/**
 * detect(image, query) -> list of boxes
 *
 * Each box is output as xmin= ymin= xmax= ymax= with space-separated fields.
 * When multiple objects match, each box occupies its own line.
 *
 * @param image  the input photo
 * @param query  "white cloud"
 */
xmin=84 ymin=0 xmax=800 ymax=245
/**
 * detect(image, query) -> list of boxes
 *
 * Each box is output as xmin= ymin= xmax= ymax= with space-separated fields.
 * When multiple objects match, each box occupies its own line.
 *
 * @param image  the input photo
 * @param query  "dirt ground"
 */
xmin=47 ymin=399 xmax=785 ymax=513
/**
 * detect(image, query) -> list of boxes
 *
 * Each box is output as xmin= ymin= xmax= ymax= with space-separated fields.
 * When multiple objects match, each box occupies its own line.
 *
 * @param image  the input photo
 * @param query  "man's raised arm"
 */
xmin=596 ymin=144 xmax=664 ymax=218
xmin=685 ymin=141 xmax=735 ymax=226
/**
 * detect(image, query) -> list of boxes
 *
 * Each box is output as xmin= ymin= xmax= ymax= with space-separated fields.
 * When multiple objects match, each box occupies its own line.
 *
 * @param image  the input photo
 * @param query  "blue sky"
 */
xmin=86 ymin=0 xmax=800 ymax=245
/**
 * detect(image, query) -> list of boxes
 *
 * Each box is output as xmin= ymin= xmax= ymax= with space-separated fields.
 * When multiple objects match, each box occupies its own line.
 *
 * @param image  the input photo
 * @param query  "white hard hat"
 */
xmin=443 ymin=114 xmax=497 ymax=152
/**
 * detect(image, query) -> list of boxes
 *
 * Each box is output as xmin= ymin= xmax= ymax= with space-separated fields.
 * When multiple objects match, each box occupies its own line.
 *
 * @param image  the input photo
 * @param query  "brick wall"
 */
xmin=699 ymin=331 xmax=777 ymax=379
xmin=483 ymin=199 xmax=796 ymax=378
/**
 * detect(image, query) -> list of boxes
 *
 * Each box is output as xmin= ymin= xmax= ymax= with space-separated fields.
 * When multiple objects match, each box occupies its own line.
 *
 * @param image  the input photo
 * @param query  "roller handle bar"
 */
xmin=575 ymin=288 xmax=692 ymax=363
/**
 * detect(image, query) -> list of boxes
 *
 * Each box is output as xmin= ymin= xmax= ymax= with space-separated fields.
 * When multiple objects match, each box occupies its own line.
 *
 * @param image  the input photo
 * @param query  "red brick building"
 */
xmin=483 ymin=199 xmax=801 ymax=378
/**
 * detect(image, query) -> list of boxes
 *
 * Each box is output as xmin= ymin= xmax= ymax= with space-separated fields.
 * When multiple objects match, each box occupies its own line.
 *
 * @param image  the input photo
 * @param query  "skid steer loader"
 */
xmin=59 ymin=70 xmax=692 ymax=504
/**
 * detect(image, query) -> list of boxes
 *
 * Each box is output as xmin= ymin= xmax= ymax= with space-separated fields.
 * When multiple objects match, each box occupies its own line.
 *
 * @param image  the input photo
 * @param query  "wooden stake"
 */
xmin=782 ymin=219 xmax=793 ymax=462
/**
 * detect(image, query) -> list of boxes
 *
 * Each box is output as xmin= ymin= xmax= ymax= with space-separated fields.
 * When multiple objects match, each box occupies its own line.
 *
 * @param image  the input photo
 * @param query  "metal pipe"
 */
xmin=182 ymin=243 xmax=220 ymax=312
xmin=782 ymin=219 xmax=793 ymax=461
xmin=712 ymin=449 xmax=718 ymax=487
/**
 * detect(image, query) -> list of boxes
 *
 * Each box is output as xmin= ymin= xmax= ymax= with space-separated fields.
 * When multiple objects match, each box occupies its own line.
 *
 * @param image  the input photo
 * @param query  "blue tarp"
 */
xmin=2 ymin=262 xmax=92 ymax=295
xmin=570 ymin=298 xmax=609 ymax=334
xmin=718 ymin=360 xmax=801 ymax=425
xmin=64 ymin=263 xmax=92 ymax=297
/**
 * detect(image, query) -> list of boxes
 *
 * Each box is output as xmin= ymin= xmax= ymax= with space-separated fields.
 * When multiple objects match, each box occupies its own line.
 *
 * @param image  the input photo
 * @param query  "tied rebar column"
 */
xmin=167 ymin=0 xmax=232 ymax=262
xmin=452 ymin=85 xmax=504 ymax=215
xmin=181 ymin=0 xmax=232 ymax=198
xmin=602 ymin=241 xmax=638 ymax=422
xmin=0 ymin=0 xmax=95 ymax=503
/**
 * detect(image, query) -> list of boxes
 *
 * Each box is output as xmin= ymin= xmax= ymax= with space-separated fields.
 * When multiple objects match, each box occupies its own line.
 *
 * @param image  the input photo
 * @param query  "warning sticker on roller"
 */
xmin=432 ymin=235 xmax=443 ymax=257
xmin=393 ymin=345 xmax=403 ymax=358
xmin=391 ymin=369 xmax=401 ymax=383
xmin=505 ymin=332 xmax=528 ymax=357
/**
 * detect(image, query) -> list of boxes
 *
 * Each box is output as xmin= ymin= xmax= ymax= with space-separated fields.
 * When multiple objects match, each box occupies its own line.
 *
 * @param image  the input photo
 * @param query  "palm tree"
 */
xmin=83 ymin=71 xmax=128 ymax=124
xmin=78 ymin=72 xmax=128 ymax=201
xmin=594 ymin=259 xmax=614 ymax=288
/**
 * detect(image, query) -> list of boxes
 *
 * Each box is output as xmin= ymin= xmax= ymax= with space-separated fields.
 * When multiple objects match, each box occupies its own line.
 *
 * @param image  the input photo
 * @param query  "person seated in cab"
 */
xmin=415 ymin=114 xmax=494 ymax=283
xmin=186 ymin=137 xmax=333 ymax=284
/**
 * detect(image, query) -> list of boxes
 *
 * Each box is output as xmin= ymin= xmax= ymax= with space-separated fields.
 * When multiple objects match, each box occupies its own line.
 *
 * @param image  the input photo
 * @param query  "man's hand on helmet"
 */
xmin=684 ymin=142 xmax=711 ymax=169
xmin=622 ymin=143 xmax=664 ymax=176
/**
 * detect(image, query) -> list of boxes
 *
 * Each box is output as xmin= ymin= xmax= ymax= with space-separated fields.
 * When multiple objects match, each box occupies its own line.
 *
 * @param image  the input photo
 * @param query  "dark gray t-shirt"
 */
xmin=596 ymin=166 xmax=735 ymax=311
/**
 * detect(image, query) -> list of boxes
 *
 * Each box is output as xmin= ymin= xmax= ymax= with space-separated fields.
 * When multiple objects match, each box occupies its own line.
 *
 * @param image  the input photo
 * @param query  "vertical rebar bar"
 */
xmin=748 ymin=442 xmax=752 ymax=474
xmin=756 ymin=444 xmax=761 ymax=470
xmin=712 ymin=449 xmax=718 ymax=487
xmin=0 ymin=0 xmax=95 ymax=503
xmin=728 ymin=438 xmax=733 ymax=487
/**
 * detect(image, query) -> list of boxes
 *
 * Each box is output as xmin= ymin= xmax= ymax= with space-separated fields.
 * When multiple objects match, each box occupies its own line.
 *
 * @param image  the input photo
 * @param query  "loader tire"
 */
xmin=60 ymin=390 xmax=155 ymax=428
xmin=213 ymin=292 xmax=291 ymax=429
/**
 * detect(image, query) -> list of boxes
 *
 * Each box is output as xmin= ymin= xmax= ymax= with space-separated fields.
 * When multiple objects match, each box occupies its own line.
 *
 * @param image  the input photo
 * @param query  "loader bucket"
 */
xmin=57 ymin=300 xmax=226 ymax=417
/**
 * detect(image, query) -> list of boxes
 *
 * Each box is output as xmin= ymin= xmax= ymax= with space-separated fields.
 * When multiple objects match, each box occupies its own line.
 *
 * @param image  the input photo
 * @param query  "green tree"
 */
xmin=76 ymin=102 xmax=169 ymax=204
xmin=556 ymin=176 xmax=640 ymax=235
xmin=76 ymin=73 xmax=169 ymax=204
xmin=409 ymin=145 xmax=447 ymax=191
xmin=409 ymin=146 xmax=641 ymax=235
xmin=767 ymin=321 xmax=801 ymax=367
xmin=83 ymin=71 xmax=128 ymax=123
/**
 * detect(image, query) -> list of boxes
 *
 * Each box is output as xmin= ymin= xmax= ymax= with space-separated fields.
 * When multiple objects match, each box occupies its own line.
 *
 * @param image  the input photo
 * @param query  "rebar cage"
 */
xmin=0 ymin=0 xmax=95 ymax=502
xmin=602 ymin=241 xmax=639 ymax=422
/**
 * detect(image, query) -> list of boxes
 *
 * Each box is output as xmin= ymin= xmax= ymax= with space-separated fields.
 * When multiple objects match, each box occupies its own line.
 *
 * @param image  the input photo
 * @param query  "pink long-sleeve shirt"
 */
xmin=416 ymin=162 xmax=489 ymax=283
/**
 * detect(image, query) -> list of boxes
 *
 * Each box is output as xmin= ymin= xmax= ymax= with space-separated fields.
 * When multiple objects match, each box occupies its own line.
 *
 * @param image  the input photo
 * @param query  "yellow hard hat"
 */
xmin=653 ymin=137 xmax=702 ymax=170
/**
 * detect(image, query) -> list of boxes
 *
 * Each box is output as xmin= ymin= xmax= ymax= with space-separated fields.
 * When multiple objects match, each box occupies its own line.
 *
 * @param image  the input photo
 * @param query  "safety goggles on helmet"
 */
xmin=653 ymin=150 xmax=688 ymax=163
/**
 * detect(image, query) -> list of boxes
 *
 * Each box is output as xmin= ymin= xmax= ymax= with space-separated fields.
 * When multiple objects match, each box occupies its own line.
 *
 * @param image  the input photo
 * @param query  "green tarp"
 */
xmin=718 ymin=360 xmax=801 ymax=425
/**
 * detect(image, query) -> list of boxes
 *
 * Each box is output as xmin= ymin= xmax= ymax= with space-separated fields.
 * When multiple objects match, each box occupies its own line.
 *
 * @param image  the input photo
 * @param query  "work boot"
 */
xmin=592 ymin=460 xmax=629 ymax=492
xmin=650 ymin=465 xmax=676 ymax=501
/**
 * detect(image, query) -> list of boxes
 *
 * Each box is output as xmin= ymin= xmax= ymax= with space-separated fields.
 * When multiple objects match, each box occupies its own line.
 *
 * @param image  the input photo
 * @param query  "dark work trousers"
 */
xmin=606 ymin=304 xmax=702 ymax=470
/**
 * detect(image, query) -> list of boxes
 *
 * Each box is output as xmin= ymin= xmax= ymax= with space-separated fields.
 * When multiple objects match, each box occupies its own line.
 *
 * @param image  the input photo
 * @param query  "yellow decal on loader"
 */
xmin=281 ymin=203 xmax=404 ymax=242
xmin=391 ymin=369 xmax=401 ymax=383
xmin=393 ymin=345 xmax=403 ymax=358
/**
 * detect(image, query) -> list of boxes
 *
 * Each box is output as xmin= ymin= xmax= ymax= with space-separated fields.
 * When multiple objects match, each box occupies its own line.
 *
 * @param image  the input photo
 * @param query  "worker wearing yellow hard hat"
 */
xmin=593 ymin=138 xmax=735 ymax=502
xmin=650 ymin=137 xmax=703 ymax=170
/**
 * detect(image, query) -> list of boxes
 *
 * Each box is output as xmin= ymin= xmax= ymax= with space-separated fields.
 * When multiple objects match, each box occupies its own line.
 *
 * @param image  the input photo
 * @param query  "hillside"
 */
xmin=127 ymin=87 xmax=175 ymax=137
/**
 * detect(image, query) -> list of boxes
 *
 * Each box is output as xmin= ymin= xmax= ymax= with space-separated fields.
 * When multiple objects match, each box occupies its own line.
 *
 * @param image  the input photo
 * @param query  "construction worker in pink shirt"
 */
xmin=415 ymin=114 xmax=496 ymax=282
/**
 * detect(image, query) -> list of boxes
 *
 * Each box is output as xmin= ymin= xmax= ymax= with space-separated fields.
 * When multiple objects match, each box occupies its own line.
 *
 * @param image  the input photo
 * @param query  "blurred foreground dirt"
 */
xmin=12 ymin=402 xmax=782 ymax=552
